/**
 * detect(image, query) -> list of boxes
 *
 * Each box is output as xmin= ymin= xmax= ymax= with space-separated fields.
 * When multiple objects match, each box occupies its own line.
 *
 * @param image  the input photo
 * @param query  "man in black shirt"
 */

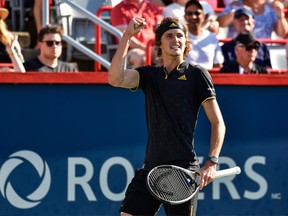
xmin=24 ymin=25 xmax=77 ymax=72
xmin=220 ymin=32 xmax=268 ymax=74
xmin=108 ymin=17 xmax=226 ymax=216
xmin=23 ymin=25 xmax=78 ymax=72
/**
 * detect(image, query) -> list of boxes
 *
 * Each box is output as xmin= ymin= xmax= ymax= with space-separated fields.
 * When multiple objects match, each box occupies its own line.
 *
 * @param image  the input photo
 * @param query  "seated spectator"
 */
xmin=184 ymin=0 xmax=224 ymax=69
xmin=217 ymin=0 xmax=288 ymax=38
xmin=0 ymin=8 xmax=24 ymax=64
xmin=22 ymin=25 xmax=78 ymax=72
xmin=110 ymin=0 xmax=163 ymax=68
xmin=221 ymin=8 xmax=271 ymax=68
xmin=220 ymin=32 xmax=268 ymax=73
xmin=163 ymin=0 xmax=220 ymax=34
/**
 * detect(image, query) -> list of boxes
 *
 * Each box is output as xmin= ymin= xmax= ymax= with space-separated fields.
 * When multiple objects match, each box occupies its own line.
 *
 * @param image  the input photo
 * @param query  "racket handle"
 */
xmin=215 ymin=166 xmax=241 ymax=178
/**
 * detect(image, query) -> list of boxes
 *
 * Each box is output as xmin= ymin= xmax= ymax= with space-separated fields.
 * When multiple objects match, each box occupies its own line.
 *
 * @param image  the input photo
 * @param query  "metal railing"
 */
xmin=45 ymin=0 xmax=122 ymax=71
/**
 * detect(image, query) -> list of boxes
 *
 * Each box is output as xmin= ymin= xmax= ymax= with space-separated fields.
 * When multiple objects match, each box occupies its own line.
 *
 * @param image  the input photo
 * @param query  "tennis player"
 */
xmin=108 ymin=16 xmax=226 ymax=216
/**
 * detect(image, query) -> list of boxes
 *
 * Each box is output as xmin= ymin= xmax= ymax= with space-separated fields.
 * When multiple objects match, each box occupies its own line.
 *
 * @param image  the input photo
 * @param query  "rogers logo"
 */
xmin=0 ymin=150 xmax=51 ymax=209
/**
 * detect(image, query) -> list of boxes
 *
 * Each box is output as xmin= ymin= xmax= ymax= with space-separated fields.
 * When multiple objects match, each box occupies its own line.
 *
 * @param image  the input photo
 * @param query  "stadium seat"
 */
xmin=55 ymin=0 xmax=100 ymax=61
xmin=268 ymin=44 xmax=286 ymax=70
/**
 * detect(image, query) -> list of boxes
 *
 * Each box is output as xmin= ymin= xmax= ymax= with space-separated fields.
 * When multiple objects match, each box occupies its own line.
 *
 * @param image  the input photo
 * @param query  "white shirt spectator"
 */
xmin=186 ymin=29 xmax=224 ymax=69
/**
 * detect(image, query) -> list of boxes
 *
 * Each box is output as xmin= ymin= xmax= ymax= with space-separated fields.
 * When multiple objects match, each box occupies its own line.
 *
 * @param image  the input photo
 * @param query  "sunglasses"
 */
xmin=185 ymin=11 xmax=201 ymax=16
xmin=42 ymin=40 xmax=62 ymax=47
xmin=238 ymin=44 xmax=259 ymax=51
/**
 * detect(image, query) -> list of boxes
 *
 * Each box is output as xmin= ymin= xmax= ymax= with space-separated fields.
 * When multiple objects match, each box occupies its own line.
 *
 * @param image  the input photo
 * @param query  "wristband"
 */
xmin=207 ymin=156 xmax=218 ymax=165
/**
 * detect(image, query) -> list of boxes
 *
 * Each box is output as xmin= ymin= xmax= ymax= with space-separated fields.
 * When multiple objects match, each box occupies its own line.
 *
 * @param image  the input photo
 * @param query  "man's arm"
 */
xmin=108 ymin=17 xmax=146 ymax=88
xmin=198 ymin=98 xmax=226 ymax=189
xmin=273 ymin=1 xmax=288 ymax=38
xmin=6 ymin=35 xmax=26 ymax=73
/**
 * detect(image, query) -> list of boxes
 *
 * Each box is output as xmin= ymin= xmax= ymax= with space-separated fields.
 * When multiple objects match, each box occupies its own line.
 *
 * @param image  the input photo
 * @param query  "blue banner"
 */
xmin=0 ymin=84 xmax=287 ymax=215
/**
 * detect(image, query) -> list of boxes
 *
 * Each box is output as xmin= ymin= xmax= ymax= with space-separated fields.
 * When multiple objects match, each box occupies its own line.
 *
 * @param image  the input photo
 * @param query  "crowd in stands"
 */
xmin=0 ymin=0 xmax=288 ymax=73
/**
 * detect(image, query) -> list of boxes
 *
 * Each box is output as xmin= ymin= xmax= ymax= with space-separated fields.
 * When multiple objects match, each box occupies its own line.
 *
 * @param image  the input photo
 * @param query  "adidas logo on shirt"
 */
xmin=178 ymin=75 xmax=187 ymax=80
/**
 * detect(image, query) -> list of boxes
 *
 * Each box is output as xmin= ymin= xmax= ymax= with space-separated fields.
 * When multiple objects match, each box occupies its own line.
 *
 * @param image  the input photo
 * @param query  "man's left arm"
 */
xmin=198 ymin=98 xmax=226 ymax=189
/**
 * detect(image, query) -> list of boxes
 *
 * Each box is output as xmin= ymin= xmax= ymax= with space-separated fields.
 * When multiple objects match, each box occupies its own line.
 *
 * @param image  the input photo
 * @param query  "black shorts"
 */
xmin=119 ymin=168 xmax=199 ymax=216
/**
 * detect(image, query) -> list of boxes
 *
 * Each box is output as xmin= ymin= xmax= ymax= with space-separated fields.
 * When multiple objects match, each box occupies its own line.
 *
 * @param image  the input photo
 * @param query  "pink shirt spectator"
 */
xmin=111 ymin=0 xmax=163 ymax=46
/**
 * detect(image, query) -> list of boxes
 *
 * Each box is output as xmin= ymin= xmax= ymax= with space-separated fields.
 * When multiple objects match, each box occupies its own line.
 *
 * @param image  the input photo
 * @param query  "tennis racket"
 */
xmin=146 ymin=165 xmax=241 ymax=205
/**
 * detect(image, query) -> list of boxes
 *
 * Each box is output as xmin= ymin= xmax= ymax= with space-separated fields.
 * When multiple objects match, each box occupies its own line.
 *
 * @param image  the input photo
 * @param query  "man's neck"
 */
xmin=38 ymin=55 xmax=58 ymax=68
xmin=188 ymin=26 xmax=202 ymax=36
xmin=162 ymin=56 xmax=183 ymax=73
xmin=239 ymin=60 xmax=253 ymax=73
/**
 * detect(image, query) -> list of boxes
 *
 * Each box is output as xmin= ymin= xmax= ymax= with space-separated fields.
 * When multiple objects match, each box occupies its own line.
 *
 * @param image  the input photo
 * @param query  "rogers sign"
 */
xmin=0 ymin=150 xmax=269 ymax=209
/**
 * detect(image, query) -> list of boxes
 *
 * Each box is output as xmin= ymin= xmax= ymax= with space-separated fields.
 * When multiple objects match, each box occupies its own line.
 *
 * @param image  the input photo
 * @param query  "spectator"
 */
xmin=0 ymin=8 xmax=24 ymax=64
xmin=220 ymin=32 xmax=268 ymax=73
xmin=163 ymin=0 xmax=220 ymax=34
xmin=221 ymin=8 xmax=272 ymax=68
xmin=184 ymin=0 xmax=224 ymax=69
xmin=111 ymin=0 xmax=163 ymax=68
xmin=217 ymin=0 xmax=288 ymax=38
xmin=22 ymin=25 xmax=78 ymax=72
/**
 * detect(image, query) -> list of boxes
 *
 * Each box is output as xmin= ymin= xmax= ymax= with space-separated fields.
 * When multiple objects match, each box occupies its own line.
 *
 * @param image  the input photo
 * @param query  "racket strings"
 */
xmin=148 ymin=168 xmax=197 ymax=202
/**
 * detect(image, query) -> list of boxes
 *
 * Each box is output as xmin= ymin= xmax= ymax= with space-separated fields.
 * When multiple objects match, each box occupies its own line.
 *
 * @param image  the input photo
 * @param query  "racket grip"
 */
xmin=215 ymin=166 xmax=241 ymax=178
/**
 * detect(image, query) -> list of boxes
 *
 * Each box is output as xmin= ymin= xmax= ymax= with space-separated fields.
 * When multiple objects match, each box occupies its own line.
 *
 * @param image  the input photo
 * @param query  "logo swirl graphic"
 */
xmin=0 ymin=150 xmax=51 ymax=209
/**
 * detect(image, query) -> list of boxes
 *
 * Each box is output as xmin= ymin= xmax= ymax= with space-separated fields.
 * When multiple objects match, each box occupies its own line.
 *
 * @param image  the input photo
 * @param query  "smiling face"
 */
xmin=184 ymin=4 xmax=205 ymax=30
xmin=233 ymin=14 xmax=255 ymax=33
xmin=160 ymin=29 xmax=187 ymax=59
xmin=154 ymin=17 xmax=191 ymax=59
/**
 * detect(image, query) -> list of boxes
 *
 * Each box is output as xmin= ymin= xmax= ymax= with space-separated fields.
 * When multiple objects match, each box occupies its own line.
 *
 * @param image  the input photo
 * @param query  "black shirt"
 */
xmin=136 ymin=62 xmax=216 ymax=170
xmin=23 ymin=58 xmax=78 ymax=72
xmin=220 ymin=61 xmax=268 ymax=74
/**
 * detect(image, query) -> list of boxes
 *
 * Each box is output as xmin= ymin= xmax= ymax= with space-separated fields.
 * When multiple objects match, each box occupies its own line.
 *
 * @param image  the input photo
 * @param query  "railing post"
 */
xmin=43 ymin=0 xmax=50 ymax=26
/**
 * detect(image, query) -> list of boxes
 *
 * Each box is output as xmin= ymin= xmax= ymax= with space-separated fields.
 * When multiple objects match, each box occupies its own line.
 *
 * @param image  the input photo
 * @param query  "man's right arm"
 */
xmin=108 ymin=17 xmax=146 ymax=88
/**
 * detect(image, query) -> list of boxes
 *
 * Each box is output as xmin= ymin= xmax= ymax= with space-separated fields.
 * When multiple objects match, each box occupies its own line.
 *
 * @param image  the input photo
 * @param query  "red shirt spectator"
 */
xmin=111 ymin=0 xmax=163 ymax=47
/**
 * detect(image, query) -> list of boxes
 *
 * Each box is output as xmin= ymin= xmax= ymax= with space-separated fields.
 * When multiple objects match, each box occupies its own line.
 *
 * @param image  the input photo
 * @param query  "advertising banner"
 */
xmin=0 ymin=84 xmax=287 ymax=215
